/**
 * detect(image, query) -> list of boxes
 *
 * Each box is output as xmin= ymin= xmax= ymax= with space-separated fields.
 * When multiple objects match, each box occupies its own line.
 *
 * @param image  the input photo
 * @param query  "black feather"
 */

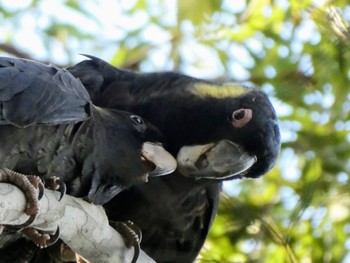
xmin=67 ymin=56 xmax=281 ymax=262
xmin=0 ymin=57 xmax=173 ymax=261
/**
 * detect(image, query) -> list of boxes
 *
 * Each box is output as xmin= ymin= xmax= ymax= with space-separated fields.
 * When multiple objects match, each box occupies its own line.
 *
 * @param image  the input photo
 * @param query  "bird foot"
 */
xmin=21 ymin=226 xmax=60 ymax=248
xmin=55 ymin=241 xmax=88 ymax=262
xmin=0 ymin=168 xmax=44 ymax=230
xmin=76 ymin=255 xmax=89 ymax=263
xmin=59 ymin=241 xmax=78 ymax=261
xmin=44 ymin=176 xmax=66 ymax=201
xmin=110 ymin=220 xmax=142 ymax=263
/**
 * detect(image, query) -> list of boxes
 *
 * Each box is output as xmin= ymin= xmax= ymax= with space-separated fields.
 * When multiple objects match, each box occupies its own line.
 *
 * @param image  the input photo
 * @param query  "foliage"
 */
xmin=1 ymin=0 xmax=350 ymax=262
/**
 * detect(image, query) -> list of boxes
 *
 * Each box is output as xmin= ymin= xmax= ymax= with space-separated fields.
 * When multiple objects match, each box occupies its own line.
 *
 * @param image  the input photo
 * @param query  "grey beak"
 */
xmin=177 ymin=140 xmax=257 ymax=180
xmin=141 ymin=142 xmax=177 ymax=177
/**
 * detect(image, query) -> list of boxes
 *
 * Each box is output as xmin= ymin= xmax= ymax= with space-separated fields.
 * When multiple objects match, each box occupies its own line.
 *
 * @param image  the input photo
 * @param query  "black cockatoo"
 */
xmin=67 ymin=55 xmax=281 ymax=262
xmin=0 ymin=57 xmax=176 ymax=260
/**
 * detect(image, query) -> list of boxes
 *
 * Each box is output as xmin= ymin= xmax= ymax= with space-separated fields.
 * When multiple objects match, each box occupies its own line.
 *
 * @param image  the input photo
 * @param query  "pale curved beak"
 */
xmin=177 ymin=140 xmax=257 ymax=180
xmin=141 ymin=142 xmax=177 ymax=177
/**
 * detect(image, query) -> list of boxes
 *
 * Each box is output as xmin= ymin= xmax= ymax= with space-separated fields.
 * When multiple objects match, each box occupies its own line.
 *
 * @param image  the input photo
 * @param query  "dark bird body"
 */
xmin=0 ymin=57 xmax=176 ymax=262
xmin=0 ymin=106 xmax=168 ymax=204
xmin=67 ymin=56 xmax=281 ymax=262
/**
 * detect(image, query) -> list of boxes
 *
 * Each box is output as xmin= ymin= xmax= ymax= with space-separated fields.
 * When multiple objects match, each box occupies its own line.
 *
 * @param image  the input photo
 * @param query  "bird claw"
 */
xmin=0 ymin=168 xmax=44 ymax=230
xmin=21 ymin=226 xmax=60 ymax=248
xmin=27 ymin=175 xmax=45 ymax=200
xmin=44 ymin=176 xmax=66 ymax=201
xmin=110 ymin=220 xmax=142 ymax=263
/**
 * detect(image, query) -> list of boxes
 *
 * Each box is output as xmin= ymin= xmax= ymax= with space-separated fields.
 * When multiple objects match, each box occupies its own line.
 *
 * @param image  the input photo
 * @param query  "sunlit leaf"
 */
xmin=178 ymin=0 xmax=222 ymax=24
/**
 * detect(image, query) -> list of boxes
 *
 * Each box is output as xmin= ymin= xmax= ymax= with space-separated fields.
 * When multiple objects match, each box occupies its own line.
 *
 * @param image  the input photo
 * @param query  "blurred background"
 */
xmin=1 ymin=0 xmax=350 ymax=262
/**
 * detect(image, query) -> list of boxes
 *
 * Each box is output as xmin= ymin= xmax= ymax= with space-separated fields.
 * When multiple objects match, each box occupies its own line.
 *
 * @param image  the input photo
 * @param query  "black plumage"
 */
xmin=0 ymin=56 xmax=176 ymax=204
xmin=67 ymin=56 xmax=281 ymax=262
xmin=0 ymin=57 xmax=176 ymax=261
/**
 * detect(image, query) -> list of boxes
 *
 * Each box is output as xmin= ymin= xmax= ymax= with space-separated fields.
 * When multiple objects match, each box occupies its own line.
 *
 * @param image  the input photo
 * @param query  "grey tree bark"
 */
xmin=0 ymin=182 xmax=155 ymax=263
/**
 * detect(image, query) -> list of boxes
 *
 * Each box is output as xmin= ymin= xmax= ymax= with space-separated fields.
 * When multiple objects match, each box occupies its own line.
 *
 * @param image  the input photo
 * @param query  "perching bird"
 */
xmin=0 ymin=57 xmax=176 ymax=261
xmin=67 ymin=55 xmax=281 ymax=262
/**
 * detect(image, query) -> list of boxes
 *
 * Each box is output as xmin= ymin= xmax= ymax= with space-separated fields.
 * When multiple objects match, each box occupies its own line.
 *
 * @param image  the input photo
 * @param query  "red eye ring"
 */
xmin=231 ymin=109 xmax=252 ymax=128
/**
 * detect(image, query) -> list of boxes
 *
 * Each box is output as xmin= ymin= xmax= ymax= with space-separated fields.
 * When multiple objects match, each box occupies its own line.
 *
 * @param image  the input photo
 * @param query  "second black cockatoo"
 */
xmin=0 ymin=57 xmax=176 ymax=261
xmin=0 ymin=56 xmax=176 ymax=204
xmin=67 ymin=55 xmax=281 ymax=262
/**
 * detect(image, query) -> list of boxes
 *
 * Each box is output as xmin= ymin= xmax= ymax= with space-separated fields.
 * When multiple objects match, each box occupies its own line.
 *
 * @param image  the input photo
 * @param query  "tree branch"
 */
xmin=0 ymin=183 xmax=155 ymax=263
xmin=0 ymin=43 xmax=32 ymax=60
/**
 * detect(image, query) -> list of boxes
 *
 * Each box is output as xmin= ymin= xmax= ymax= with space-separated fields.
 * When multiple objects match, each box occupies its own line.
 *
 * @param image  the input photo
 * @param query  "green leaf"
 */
xmin=178 ymin=0 xmax=222 ymax=24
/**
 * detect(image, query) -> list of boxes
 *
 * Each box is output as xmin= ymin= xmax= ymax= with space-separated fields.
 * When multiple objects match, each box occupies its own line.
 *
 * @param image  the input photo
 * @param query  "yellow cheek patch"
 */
xmin=191 ymin=83 xmax=250 ymax=99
